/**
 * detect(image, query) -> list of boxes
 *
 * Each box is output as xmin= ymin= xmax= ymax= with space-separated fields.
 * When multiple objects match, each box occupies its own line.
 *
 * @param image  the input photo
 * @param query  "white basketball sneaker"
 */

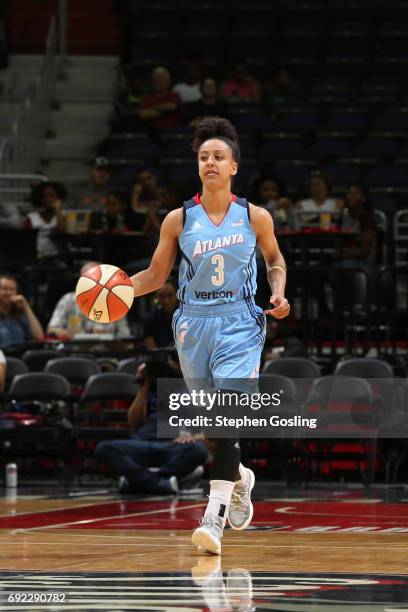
xmin=227 ymin=568 xmax=255 ymax=612
xmin=192 ymin=515 xmax=224 ymax=555
xmin=228 ymin=468 xmax=255 ymax=530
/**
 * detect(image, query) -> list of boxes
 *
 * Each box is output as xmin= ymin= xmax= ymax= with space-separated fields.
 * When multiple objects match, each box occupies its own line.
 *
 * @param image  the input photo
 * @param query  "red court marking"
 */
xmin=1 ymin=500 xmax=408 ymax=532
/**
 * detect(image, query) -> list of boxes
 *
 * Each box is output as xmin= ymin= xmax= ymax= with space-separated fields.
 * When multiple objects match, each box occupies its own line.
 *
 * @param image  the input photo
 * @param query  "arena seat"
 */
xmin=9 ymin=372 xmax=71 ymax=402
xmin=263 ymin=358 xmax=320 ymax=379
xmin=117 ymin=357 xmax=143 ymax=374
xmin=22 ymin=349 xmax=64 ymax=372
xmin=45 ymin=357 xmax=101 ymax=385
xmin=334 ymin=358 xmax=394 ymax=378
xmin=5 ymin=357 xmax=29 ymax=385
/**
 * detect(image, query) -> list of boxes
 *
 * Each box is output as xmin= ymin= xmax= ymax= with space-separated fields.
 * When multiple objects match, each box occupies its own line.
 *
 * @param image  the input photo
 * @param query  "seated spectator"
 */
xmin=143 ymin=279 xmax=178 ymax=349
xmin=336 ymin=184 xmax=377 ymax=267
xmin=0 ymin=349 xmax=5 ymax=393
xmin=139 ymin=66 xmax=181 ymax=132
xmin=95 ymin=359 xmax=208 ymax=495
xmin=296 ymin=170 xmax=343 ymax=227
xmin=47 ymin=261 xmax=131 ymax=339
xmin=68 ymin=157 xmax=111 ymax=210
xmin=0 ymin=201 xmax=22 ymax=229
xmin=266 ymin=66 xmax=300 ymax=113
xmin=253 ymin=175 xmax=299 ymax=231
xmin=131 ymin=168 xmax=161 ymax=211
xmin=220 ymin=59 xmax=261 ymax=102
xmin=187 ymin=78 xmax=227 ymax=127
xmin=25 ymin=181 xmax=67 ymax=262
xmin=173 ymin=60 xmax=202 ymax=103
xmin=90 ymin=191 xmax=143 ymax=233
xmin=262 ymin=319 xmax=307 ymax=372
xmin=0 ymin=275 xmax=44 ymax=349
xmin=158 ymin=184 xmax=179 ymax=212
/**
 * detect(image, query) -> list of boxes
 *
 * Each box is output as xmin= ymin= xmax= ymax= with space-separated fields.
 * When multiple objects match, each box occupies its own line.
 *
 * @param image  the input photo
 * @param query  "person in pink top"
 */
xmin=220 ymin=59 xmax=261 ymax=102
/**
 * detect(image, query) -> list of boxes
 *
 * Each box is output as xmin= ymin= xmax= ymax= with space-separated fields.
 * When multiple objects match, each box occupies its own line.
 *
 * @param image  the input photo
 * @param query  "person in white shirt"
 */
xmin=47 ymin=262 xmax=131 ymax=339
xmin=173 ymin=61 xmax=202 ymax=103
xmin=0 ymin=349 xmax=6 ymax=393
xmin=296 ymin=170 xmax=343 ymax=227
xmin=25 ymin=181 xmax=67 ymax=260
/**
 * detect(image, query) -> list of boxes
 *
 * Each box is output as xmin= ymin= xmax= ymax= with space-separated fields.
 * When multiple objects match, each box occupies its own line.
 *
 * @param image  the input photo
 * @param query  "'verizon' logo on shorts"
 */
xmin=195 ymin=290 xmax=236 ymax=299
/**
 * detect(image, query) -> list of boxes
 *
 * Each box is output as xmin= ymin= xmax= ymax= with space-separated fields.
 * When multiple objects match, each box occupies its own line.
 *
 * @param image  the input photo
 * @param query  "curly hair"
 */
xmin=30 ymin=181 xmax=68 ymax=208
xmin=192 ymin=117 xmax=240 ymax=163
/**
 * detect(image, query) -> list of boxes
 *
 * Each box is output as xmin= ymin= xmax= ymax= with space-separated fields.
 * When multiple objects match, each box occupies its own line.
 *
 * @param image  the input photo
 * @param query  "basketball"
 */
xmin=75 ymin=263 xmax=134 ymax=323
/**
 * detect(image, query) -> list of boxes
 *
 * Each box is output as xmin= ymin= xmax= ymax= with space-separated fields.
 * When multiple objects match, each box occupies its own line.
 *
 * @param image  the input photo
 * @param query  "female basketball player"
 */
xmin=131 ymin=117 xmax=290 ymax=554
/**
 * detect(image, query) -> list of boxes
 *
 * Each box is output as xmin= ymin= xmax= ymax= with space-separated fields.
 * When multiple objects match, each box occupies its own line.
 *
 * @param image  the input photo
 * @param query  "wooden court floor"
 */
xmin=0 ymin=487 xmax=407 ymax=610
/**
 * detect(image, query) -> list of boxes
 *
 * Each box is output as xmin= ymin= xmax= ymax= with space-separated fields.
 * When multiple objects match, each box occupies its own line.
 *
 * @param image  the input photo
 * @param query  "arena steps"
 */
xmin=43 ymin=55 xmax=118 ymax=181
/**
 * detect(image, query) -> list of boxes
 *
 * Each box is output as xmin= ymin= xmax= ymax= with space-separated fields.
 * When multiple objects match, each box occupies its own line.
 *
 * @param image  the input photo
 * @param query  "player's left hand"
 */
xmin=264 ymin=294 xmax=290 ymax=319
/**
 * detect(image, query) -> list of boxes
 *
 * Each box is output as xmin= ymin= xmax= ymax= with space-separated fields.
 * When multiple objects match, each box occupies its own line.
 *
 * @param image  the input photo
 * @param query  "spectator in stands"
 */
xmin=95 ymin=358 xmax=208 ymax=495
xmin=253 ymin=175 xmax=300 ymax=231
xmin=143 ymin=278 xmax=178 ymax=349
xmin=47 ymin=261 xmax=131 ymax=339
xmin=187 ymin=78 xmax=227 ymax=126
xmin=0 ymin=349 xmax=6 ymax=394
xmin=266 ymin=66 xmax=300 ymax=113
xmin=90 ymin=190 xmax=143 ymax=233
xmin=220 ymin=59 xmax=261 ymax=102
xmin=173 ymin=60 xmax=202 ymax=103
xmin=131 ymin=168 xmax=161 ymax=211
xmin=132 ymin=182 xmax=179 ymax=238
xmin=0 ymin=274 xmax=44 ymax=349
xmin=262 ymin=319 xmax=307 ymax=371
xmin=26 ymin=181 xmax=67 ymax=262
xmin=158 ymin=184 xmax=179 ymax=212
xmin=336 ymin=184 xmax=377 ymax=267
xmin=296 ymin=170 xmax=343 ymax=227
xmin=69 ymin=157 xmax=111 ymax=210
xmin=139 ymin=66 xmax=181 ymax=132
xmin=0 ymin=201 xmax=22 ymax=229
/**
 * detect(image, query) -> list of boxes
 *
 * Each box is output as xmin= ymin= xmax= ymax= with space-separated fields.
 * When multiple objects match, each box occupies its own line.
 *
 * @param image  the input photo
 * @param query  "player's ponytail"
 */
xmin=193 ymin=117 xmax=240 ymax=164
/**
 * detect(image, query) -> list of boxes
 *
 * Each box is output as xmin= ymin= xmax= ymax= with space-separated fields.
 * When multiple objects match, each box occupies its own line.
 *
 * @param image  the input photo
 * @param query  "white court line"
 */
xmin=274 ymin=506 xmax=408 ymax=520
xmin=263 ymin=498 xmax=383 ymax=504
xmin=0 ymin=540 xmax=407 ymax=551
xmin=13 ymin=501 xmax=206 ymax=533
xmin=0 ymin=500 xmax=119 ymax=520
xmin=6 ymin=529 xmax=408 ymax=542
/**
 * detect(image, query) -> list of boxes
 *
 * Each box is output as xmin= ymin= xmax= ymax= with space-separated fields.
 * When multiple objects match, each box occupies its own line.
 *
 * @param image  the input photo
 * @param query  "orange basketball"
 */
xmin=75 ymin=263 xmax=134 ymax=323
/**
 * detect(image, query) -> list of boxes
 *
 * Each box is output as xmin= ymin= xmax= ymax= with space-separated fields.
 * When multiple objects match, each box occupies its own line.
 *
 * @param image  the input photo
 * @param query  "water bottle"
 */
xmin=5 ymin=463 xmax=17 ymax=488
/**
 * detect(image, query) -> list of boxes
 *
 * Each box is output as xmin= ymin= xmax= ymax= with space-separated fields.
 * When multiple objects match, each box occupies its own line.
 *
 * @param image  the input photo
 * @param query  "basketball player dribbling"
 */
xmin=131 ymin=117 xmax=290 ymax=555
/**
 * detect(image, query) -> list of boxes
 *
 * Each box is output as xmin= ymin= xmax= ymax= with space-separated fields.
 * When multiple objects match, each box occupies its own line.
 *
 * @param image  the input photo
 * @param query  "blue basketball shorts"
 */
xmin=172 ymin=299 xmax=266 ymax=390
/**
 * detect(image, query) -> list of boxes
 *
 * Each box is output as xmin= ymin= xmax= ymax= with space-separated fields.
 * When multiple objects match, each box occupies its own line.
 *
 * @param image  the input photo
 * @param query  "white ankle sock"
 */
xmin=204 ymin=480 xmax=235 ymax=525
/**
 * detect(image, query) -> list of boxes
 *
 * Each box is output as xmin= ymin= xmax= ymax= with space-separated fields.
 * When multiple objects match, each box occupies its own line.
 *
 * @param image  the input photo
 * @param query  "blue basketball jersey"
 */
xmin=177 ymin=194 xmax=257 ymax=306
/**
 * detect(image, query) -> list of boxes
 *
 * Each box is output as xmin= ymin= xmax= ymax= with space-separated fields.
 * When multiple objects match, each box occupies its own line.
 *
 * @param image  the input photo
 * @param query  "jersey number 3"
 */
xmin=211 ymin=254 xmax=224 ymax=285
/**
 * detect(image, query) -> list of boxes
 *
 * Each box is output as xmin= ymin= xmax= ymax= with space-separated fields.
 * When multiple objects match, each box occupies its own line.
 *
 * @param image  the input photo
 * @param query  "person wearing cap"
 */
xmin=68 ymin=157 xmax=111 ymax=211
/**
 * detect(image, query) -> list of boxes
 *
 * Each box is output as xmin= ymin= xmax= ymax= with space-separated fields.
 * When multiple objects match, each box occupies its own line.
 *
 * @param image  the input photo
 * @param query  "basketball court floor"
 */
xmin=0 ymin=483 xmax=407 ymax=610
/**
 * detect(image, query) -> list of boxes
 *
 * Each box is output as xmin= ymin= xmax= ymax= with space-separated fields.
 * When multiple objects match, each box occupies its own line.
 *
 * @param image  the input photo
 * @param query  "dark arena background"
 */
xmin=0 ymin=0 xmax=407 ymax=610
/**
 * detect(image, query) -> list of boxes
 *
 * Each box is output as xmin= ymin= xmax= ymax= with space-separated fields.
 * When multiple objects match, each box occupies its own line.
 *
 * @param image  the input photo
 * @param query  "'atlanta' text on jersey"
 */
xmin=192 ymin=233 xmax=244 ymax=257
xmin=177 ymin=194 xmax=257 ymax=306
